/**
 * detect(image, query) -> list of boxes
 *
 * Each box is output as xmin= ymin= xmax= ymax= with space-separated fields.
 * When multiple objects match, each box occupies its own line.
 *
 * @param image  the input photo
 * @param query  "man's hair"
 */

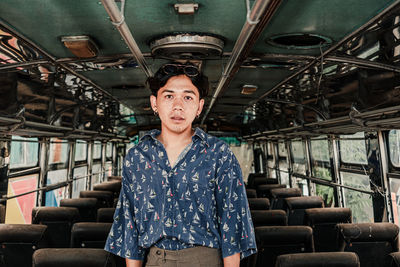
xmin=146 ymin=62 xmax=209 ymax=99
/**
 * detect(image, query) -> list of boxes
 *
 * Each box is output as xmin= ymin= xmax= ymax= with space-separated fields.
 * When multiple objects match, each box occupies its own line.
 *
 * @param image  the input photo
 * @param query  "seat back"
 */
xmin=0 ymin=204 xmax=5 ymax=223
xmin=248 ymin=198 xmax=270 ymax=210
xmin=32 ymin=248 xmax=115 ymax=267
xmin=305 ymin=207 xmax=352 ymax=251
xmin=0 ymin=224 xmax=47 ymax=267
xmin=251 ymin=210 xmax=287 ymax=227
xmin=246 ymin=189 xmax=257 ymax=199
xmin=107 ymin=176 xmax=122 ymax=182
xmin=251 ymin=225 xmax=314 ymax=267
xmin=275 ymin=252 xmax=360 ymax=267
xmin=285 ymin=196 xmax=324 ymax=225
xmin=60 ymin=198 xmax=98 ymax=222
xmin=337 ymin=223 xmax=399 ymax=267
xmin=32 ymin=207 xmax=80 ymax=248
xmin=388 ymin=252 xmax=400 ymax=267
xmin=256 ymin=184 xmax=286 ymax=198
xmin=97 ymin=207 xmax=116 ymax=223
xmin=93 ymin=180 xmax=121 ymax=198
xmin=270 ymin=188 xmax=302 ymax=210
xmin=71 ymin=222 xmax=112 ymax=248
xmin=247 ymin=173 xmax=267 ymax=189
xmin=79 ymin=190 xmax=114 ymax=208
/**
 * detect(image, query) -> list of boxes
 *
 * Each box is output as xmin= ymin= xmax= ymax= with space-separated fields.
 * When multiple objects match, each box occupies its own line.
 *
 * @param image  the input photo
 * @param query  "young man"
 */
xmin=105 ymin=62 xmax=256 ymax=267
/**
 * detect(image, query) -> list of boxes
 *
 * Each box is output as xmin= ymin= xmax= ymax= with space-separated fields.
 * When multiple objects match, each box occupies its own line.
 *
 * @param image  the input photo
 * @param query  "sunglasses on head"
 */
xmin=161 ymin=63 xmax=200 ymax=77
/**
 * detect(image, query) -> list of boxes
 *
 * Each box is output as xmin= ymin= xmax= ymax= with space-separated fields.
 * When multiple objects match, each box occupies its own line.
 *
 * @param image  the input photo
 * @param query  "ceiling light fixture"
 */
xmin=61 ymin=35 xmax=98 ymax=58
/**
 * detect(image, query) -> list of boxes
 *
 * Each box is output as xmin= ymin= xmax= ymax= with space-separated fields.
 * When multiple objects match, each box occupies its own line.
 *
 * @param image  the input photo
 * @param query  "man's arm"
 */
xmin=223 ymin=253 xmax=240 ymax=267
xmin=126 ymin=259 xmax=142 ymax=267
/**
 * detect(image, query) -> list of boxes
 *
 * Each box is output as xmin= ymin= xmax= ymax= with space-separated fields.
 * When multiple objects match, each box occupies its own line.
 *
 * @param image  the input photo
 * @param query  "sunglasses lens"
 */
xmin=163 ymin=64 xmax=178 ymax=74
xmin=184 ymin=66 xmax=199 ymax=77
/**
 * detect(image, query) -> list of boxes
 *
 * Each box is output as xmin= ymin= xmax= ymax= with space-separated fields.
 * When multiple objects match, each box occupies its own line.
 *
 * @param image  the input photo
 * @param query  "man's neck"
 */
xmin=157 ymin=127 xmax=194 ymax=148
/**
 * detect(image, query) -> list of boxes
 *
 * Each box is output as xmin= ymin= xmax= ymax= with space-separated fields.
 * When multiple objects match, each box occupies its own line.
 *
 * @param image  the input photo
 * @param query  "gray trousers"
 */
xmin=145 ymin=246 xmax=223 ymax=267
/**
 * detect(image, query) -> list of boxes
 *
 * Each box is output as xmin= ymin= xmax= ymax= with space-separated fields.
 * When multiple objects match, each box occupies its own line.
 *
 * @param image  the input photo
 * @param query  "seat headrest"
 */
xmin=71 ymin=222 xmax=112 ymax=240
xmin=60 ymin=198 xmax=97 ymax=208
xmin=97 ymin=208 xmax=115 ymax=222
xmin=270 ymin=188 xmax=302 ymax=198
xmin=251 ymin=210 xmax=287 ymax=226
xmin=93 ymin=181 xmax=121 ymax=192
xmin=255 ymin=225 xmax=313 ymax=244
xmin=337 ymin=223 xmax=399 ymax=242
xmin=276 ymin=252 xmax=360 ymax=267
xmin=79 ymin=190 xmax=113 ymax=199
xmin=285 ymin=196 xmax=324 ymax=210
xmin=248 ymin=198 xmax=270 ymax=210
xmin=305 ymin=207 xmax=352 ymax=224
xmin=257 ymin=184 xmax=286 ymax=191
xmin=32 ymin=207 xmax=80 ymax=223
xmin=0 ymin=224 xmax=47 ymax=243
xmin=246 ymin=189 xmax=257 ymax=198
xmin=107 ymin=176 xmax=122 ymax=181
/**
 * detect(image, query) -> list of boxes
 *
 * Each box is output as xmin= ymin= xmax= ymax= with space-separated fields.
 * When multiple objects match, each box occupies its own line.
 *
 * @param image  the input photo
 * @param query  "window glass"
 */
xmin=72 ymin=166 xmax=87 ymax=198
xmin=93 ymin=141 xmax=102 ymax=160
xmin=389 ymin=178 xmax=400 ymax=226
xmin=341 ymin=171 xmax=374 ymax=222
xmin=45 ymin=169 xmax=68 ymax=207
xmin=314 ymin=184 xmax=335 ymax=207
xmin=279 ymin=160 xmax=289 ymax=185
xmin=5 ymin=174 xmax=38 ymax=224
xmin=105 ymin=161 xmax=112 ymax=178
xmin=313 ymin=166 xmax=332 ymax=181
xmin=267 ymin=142 xmax=274 ymax=157
xmin=231 ymin=143 xmax=254 ymax=184
xmin=49 ymin=139 xmax=69 ymax=164
xmin=106 ymin=143 xmax=112 ymax=158
xmin=92 ymin=164 xmax=102 ymax=186
xmin=267 ymin=159 xmax=275 ymax=178
xmin=310 ymin=137 xmax=330 ymax=162
xmin=278 ymin=142 xmax=287 ymax=157
xmin=340 ymin=132 xmax=368 ymax=164
xmin=293 ymin=177 xmax=309 ymax=196
xmin=389 ymin=130 xmax=400 ymax=167
xmin=74 ymin=140 xmax=87 ymax=161
xmin=291 ymin=140 xmax=306 ymax=175
xmin=9 ymin=136 xmax=38 ymax=169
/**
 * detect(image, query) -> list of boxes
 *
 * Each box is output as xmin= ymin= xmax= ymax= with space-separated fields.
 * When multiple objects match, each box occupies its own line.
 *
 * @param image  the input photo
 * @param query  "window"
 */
xmin=293 ymin=177 xmax=309 ymax=196
xmin=72 ymin=166 xmax=87 ymax=198
xmin=278 ymin=142 xmax=287 ymax=157
xmin=74 ymin=140 xmax=87 ymax=161
xmin=279 ymin=160 xmax=289 ymax=185
xmin=106 ymin=143 xmax=112 ymax=159
xmin=389 ymin=178 xmax=400 ymax=226
xmin=314 ymin=184 xmax=335 ymax=207
xmin=49 ymin=139 xmax=69 ymax=164
xmin=389 ymin=130 xmax=400 ymax=167
xmin=310 ymin=137 xmax=330 ymax=162
xmin=291 ymin=140 xmax=306 ymax=175
xmin=45 ymin=169 xmax=68 ymax=207
xmin=92 ymin=163 xmax=102 ymax=186
xmin=9 ymin=136 xmax=38 ymax=169
xmin=340 ymin=132 xmax=368 ymax=165
xmin=93 ymin=141 xmax=102 ymax=160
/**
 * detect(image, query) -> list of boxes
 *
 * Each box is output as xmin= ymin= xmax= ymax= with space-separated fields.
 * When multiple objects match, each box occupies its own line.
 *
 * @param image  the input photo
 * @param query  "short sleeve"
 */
xmin=104 ymin=154 xmax=146 ymax=260
xmin=215 ymin=146 xmax=257 ymax=259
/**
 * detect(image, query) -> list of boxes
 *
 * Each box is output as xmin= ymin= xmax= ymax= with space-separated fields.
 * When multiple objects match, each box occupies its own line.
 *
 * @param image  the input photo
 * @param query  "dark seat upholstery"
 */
xmin=32 ymin=207 xmax=80 ymax=248
xmin=93 ymin=180 xmax=121 ymax=198
xmin=80 ymin=190 xmax=114 ymax=208
xmin=251 ymin=210 xmax=287 ymax=227
xmin=275 ymin=252 xmax=360 ymax=267
xmin=337 ymin=222 xmax=399 ymax=267
xmin=285 ymin=196 xmax=324 ymax=225
xmin=107 ymin=175 xmax=122 ymax=182
xmin=97 ymin=207 xmax=116 ymax=223
xmin=0 ymin=204 xmax=5 ymax=223
xmin=256 ymin=184 xmax=286 ymax=198
xmin=305 ymin=207 xmax=352 ymax=251
xmin=388 ymin=252 xmax=400 ymax=267
xmin=70 ymin=222 xmax=112 ymax=248
xmin=60 ymin=198 xmax=98 ymax=222
xmin=246 ymin=189 xmax=257 ymax=198
xmin=270 ymin=188 xmax=302 ymax=210
xmin=249 ymin=225 xmax=314 ymax=267
xmin=247 ymin=173 xmax=267 ymax=189
xmin=0 ymin=224 xmax=47 ymax=267
xmin=248 ymin=198 xmax=270 ymax=210
xmin=32 ymin=248 xmax=115 ymax=267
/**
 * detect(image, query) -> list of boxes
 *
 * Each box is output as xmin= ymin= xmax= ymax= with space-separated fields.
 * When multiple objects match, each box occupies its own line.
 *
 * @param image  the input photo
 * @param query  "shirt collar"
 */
xmin=139 ymin=127 xmax=209 ymax=147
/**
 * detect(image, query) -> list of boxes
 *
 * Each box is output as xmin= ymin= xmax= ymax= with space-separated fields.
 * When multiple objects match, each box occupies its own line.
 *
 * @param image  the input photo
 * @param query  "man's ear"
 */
xmin=197 ymin=98 xmax=205 ymax=116
xmin=150 ymin=95 xmax=157 ymax=112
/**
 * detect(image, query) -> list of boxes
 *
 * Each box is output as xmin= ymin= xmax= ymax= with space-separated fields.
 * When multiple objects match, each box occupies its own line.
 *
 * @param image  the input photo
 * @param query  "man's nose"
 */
xmin=173 ymin=97 xmax=184 ymax=110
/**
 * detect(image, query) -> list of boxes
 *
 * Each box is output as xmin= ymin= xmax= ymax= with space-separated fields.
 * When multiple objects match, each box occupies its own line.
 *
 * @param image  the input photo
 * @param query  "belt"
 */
xmin=149 ymin=246 xmax=220 ymax=261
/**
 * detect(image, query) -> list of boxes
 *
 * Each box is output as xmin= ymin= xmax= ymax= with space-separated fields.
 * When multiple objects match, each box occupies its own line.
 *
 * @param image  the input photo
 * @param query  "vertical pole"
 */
xmin=286 ymin=140 xmax=293 ymax=188
xmin=378 ymin=130 xmax=392 ymax=222
xmin=331 ymin=135 xmax=344 ymax=207
xmin=304 ymin=138 xmax=312 ymax=196
xmin=112 ymin=142 xmax=118 ymax=176
xmin=66 ymin=140 xmax=76 ymax=198
xmin=37 ymin=138 xmax=49 ymax=206
xmin=86 ymin=141 xmax=93 ymax=190
xmin=101 ymin=142 xmax=107 ymax=182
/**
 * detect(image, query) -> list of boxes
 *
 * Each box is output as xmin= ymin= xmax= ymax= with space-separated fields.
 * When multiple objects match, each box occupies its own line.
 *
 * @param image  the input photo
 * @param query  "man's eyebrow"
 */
xmin=161 ymin=89 xmax=196 ymax=95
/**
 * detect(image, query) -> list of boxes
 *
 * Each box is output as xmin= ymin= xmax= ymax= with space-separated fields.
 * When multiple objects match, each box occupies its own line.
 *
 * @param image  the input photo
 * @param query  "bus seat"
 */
xmin=305 ymin=207 xmax=352 ymax=252
xmin=32 ymin=248 xmax=115 ymax=267
xmin=256 ymin=184 xmax=286 ymax=198
xmin=0 ymin=204 xmax=5 ymax=223
xmin=32 ymin=207 xmax=80 ymax=248
xmin=246 ymin=189 xmax=257 ymax=198
xmin=251 ymin=210 xmax=287 ymax=227
xmin=70 ymin=222 xmax=112 ymax=248
xmin=275 ymin=252 xmax=360 ymax=267
xmin=93 ymin=180 xmax=121 ymax=198
xmin=247 ymin=173 xmax=266 ymax=189
xmin=285 ymin=196 xmax=324 ymax=225
xmin=79 ymin=190 xmax=114 ymax=208
xmin=388 ymin=252 xmax=400 ymax=267
xmin=60 ymin=198 xmax=98 ymax=222
xmin=337 ymin=222 xmax=399 ymax=267
xmin=270 ymin=188 xmax=302 ymax=210
xmin=248 ymin=198 xmax=270 ymax=210
xmin=248 ymin=225 xmax=314 ymax=267
xmin=0 ymin=224 xmax=47 ymax=267
xmin=107 ymin=175 xmax=122 ymax=182
xmin=97 ymin=208 xmax=116 ymax=223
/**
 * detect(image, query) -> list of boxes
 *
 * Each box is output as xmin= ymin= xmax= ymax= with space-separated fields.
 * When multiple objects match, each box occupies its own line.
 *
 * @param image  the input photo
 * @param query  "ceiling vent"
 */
xmin=149 ymin=33 xmax=224 ymax=59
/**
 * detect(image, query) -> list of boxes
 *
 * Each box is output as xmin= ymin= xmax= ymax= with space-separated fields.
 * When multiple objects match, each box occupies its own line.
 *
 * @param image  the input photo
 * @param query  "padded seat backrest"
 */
xmin=337 ymin=223 xmax=399 ymax=267
xmin=246 ymin=189 xmax=257 ymax=199
xmin=107 ymin=175 xmax=122 ymax=182
xmin=256 ymin=184 xmax=286 ymax=198
xmin=388 ymin=252 xmax=400 ymax=267
xmin=97 ymin=208 xmax=116 ymax=223
xmin=71 ymin=222 xmax=112 ymax=248
xmin=247 ymin=173 xmax=266 ymax=189
xmin=285 ymin=196 xmax=324 ymax=225
xmin=60 ymin=198 xmax=98 ymax=222
xmin=275 ymin=252 xmax=360 ymax=267
xmin=32 ymin=207 xmax=80 ymax=248
xmin=270 ymin=188 xmax=302 ymax=210
xmin=0 ymin=204 xmax=5 ymax=223
xmin=0 ymin=224 xmax=47 ymax=267
xmin=251 ymin=210 xmax=287 ymax=227
xmin=79 ymin=190 xmax=114 ymax=208
xmin=248 ymin=198 xmax=270 ymax=210
xmin=32 ymin=248 xmax=115 ymax=267
xmin=251 ymin=225 xmax=314 ymax=267
xmin=305 ymin=207 xmax=352 ymax=252
xmin=93 ymin=181 xmax=121 ymax=198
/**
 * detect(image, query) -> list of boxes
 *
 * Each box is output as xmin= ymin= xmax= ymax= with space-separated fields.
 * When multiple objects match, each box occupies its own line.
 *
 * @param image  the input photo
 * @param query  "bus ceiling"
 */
xmin=0 ymin=0 xmax=400 ymax=139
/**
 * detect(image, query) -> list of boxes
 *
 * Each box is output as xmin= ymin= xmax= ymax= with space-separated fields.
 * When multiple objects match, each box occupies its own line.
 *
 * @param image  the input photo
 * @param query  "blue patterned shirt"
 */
xmin=105 ymin=128 xmax=256 ymax=260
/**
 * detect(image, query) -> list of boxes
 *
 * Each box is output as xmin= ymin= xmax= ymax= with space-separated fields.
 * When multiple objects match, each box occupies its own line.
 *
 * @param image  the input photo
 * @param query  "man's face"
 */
xmin=150 ymin=75 xmax=204 ymax=135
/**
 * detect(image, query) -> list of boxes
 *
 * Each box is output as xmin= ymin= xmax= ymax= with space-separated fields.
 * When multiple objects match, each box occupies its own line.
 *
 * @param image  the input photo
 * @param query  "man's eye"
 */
xmin=165 ymin=95 xmax=173 ymax=99
xmin=184 ymin=96 xmax=193 ymax=100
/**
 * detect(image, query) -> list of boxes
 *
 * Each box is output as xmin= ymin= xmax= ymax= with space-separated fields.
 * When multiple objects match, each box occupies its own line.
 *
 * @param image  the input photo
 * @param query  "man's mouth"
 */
xmin=170 ymin=115 xmax=185 ymax=121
